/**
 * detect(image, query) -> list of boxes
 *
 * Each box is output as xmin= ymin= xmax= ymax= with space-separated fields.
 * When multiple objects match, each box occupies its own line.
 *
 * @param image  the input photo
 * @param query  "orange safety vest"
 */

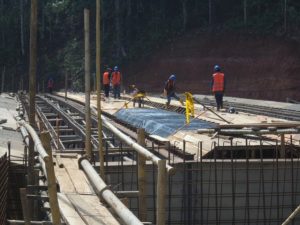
xmin=103 ymin=72 xmax=110 ymax=85
xmin=111 ymin=71 xmax=121 ymax=85
xmin=212 ymin=72 xmax=224 ymax=92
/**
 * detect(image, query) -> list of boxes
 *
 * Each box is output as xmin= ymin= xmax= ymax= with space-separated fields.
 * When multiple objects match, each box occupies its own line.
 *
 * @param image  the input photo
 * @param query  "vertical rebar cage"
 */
xmin=0 ymin=153 xmax=8 ymax=225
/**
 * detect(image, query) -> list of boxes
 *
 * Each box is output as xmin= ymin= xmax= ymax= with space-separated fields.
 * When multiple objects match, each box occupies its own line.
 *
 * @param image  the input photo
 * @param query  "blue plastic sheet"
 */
xmin=114 ymin=108 xmax=217 ymax=137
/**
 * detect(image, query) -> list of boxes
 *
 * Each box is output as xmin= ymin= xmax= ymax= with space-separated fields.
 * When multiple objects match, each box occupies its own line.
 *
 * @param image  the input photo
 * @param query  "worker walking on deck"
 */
xmin=211 ymin=65 xmax=225 ymax=111
xmin=164 ymin=74 xmax=184 ymax=107
xmin=47 ymin=78 xmax=54 ymax=94
xmin=103 ymin=68 xmax=111 ymax=98
xmin=111 ymin=66 xmax=121 ymax=99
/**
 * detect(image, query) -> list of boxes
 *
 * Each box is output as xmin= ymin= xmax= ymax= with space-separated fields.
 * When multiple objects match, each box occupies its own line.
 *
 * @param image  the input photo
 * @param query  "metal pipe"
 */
xmin=115 ymin=190 xmax=139 ymax=198
xmin=282 ymin=204 xmax=300 ymax=225
xmin=92 ymin=108 xmax=174 ymax=174
xmin=20 ymin=126 xmax=29 ymax=146
xmin=197 ymin=128 xmax=300 ymax=135
xmin=7 ymin=220 xmax=54 ymax=225
xmin=79 ymin=157 xmax=143 ymax=225
xmin=19 ymin=121 xmax=49 ymax=162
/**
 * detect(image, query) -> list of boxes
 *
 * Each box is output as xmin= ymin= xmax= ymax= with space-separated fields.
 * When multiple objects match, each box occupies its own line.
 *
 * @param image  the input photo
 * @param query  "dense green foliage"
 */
xmin=0 ymin=0 xmax=300 ymax=91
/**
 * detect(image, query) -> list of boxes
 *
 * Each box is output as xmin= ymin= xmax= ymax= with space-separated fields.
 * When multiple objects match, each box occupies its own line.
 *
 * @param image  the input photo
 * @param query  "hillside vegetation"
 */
xmin=0 ymin=0 xmax=300 ymax=100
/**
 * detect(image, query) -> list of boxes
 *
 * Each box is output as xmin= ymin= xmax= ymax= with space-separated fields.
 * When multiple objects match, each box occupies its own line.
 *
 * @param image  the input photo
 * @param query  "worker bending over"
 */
xmin=164 ymin=74 xmax=184 ymax=107
xmin=211 ymin=65 xmax=225 ymax=111
xmin=130 ymin=85 xmax=145 ymax=108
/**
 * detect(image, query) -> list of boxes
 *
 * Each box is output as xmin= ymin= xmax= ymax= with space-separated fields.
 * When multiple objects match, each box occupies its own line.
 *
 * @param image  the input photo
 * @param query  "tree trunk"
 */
xmin=1 ymin=0 xmax=5 ymax=49
xmin=1 ymin=66 xmax=5 ymax=93
xmin=20 ymin=0 xmax=25 ymax=56
xmin=182 ymin=0 xmax=187 ymax=31
xmin=208 ymin=0 xmax=212 ymax=26
xmin=115 ymin=0 xmax=121 ymax=60
xmin=127 ymin=0 xmax=131 ymax=16
xmin=284 ymin=0 xmax=287 ymax=33
xmin=243 ymin=0 xmax=247 ymax=26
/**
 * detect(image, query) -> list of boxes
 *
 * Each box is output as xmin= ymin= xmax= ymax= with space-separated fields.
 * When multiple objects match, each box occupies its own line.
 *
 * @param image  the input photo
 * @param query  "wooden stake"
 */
xmin=64 ymin=72 xmax=68 ymax=101
xmin=84 ymin=8 xmax=92 ymax=158
xmin=137 ymin=129 xmax=147 ymax=221
xmin=96 ymin=0 xmax=105 ymax=179
xmin=19 ymin=188 xmax=30 ymax=225
xmin=281 ymin=134 xmax=285 ymax=158
xmin=40 ymin=131 xmax=61 ymax=225
xmin=157 ymin=160 xmax=166 ymax=225
xmin=28 ymin=0 xmax=38 ymax=189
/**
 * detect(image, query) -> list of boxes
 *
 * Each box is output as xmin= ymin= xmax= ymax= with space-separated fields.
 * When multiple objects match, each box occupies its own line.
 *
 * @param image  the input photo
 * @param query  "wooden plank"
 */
xmin=57 ymin=193 xmax=86 ymax=225
xmin=65 ymin=168 xmax=94 ymax=194
xmin=67 ymin=194 xmax=120 ymax=225
xmin=54 ymin=168 xmax=76 ymax=193
xmin=60 ymin=158 xmax=78 ymax=169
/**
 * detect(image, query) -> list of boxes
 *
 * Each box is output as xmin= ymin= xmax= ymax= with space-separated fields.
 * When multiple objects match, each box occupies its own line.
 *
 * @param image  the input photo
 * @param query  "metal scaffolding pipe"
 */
xmin=79 ymin=157 xmax=143 ymax=225
xmin=94 ymin=109 xmax=174 ymax=174
xmin=7 ymin=220 xmax=54 ymax=225
xmin=282 ymin=204 xmax=300 ymax=225
xmin=197 ymin=128 xmax=300 ymax=135
xmin=19 ymin=121 xmax=49 ymax=162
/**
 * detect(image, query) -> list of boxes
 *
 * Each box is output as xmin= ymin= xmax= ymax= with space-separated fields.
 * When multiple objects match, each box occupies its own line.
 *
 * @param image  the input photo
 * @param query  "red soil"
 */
xmin=124 ymin=32 xmax=300 ymax=101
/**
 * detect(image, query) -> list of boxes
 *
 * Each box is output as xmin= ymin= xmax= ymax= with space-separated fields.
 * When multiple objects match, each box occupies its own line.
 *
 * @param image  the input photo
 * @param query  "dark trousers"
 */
xmin=104 ymin=84 xmax=110 ymax=97
xmin=214 ymin=92 xmax=223 ymax=110
xmin=166 ymin=92 xmax=180 ymax=105
xmin=113 ymin=84 xmax=121 ymax=99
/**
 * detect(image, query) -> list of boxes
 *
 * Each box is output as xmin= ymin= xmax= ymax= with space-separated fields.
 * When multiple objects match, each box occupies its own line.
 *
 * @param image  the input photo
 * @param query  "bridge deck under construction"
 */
xmin=2 ymin=92 xmax=300 ymax=225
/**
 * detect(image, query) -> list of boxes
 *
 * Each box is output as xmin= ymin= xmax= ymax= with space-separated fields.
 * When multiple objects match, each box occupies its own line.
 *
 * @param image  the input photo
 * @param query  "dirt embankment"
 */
xmin=124 ymin=32 xmax=300 ymax=102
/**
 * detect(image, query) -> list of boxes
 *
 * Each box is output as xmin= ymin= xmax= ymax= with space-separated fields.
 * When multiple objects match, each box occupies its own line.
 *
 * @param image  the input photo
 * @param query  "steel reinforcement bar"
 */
xmin=196 ymin=97 xmax=300 ymax=121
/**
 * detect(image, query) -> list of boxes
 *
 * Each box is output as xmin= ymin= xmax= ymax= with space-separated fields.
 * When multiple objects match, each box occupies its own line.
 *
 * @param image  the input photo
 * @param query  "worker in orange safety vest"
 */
xmin=111 ymin=66 xmax=121 ymax=99
xmin=211 ymin=65 xmax=225 ymax=111
xmin=103 ymin=68 xmax=111 ymax=98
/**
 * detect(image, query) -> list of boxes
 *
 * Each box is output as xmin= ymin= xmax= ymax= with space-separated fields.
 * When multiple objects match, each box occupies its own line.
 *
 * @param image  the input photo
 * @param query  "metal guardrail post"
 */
xmin=40 ymin=131 xmax=61 ymax=225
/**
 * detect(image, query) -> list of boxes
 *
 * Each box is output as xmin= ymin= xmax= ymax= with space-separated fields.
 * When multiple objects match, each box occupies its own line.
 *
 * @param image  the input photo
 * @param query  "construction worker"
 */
xmin=47 ymin=78 xmax=54 ymax=94
xmin=130 ymin=85 xmax=145 ymax=108
xmin=211 ymin=65 xmax=225 ymax=111
xmin=103 ymin=68 xmax=111 ymax=98
xmin=164 ymin=74 xmax=184 ymax=107
xmin=111 ymin=66 xmax=121 ymax=99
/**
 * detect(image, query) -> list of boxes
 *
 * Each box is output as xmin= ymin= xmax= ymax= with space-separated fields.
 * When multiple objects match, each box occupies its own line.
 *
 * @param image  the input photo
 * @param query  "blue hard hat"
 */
xmin=214 ymin=65 xmax=221 ymax=72
xmin=169 ymin=74 xmax=176 ymax=81
xmin=114 ymin=66 xmax=118 ymax=71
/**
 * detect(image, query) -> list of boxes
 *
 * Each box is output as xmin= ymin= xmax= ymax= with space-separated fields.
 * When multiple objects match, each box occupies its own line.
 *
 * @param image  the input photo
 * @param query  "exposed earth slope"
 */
xmin=124 ymin=32 xmax=300 ymax=101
